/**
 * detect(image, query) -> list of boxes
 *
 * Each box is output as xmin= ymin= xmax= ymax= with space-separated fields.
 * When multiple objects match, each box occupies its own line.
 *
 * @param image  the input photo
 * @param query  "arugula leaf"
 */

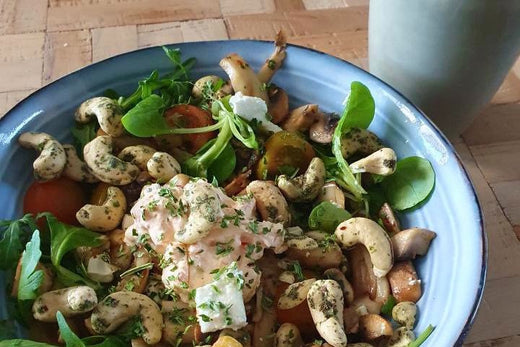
xmin=308 ymin=201 xmax=351 ymax=233
xmin=380 ymin=295 xmax=397 ymax=315
xmin=18 ymin=230 xmax=43 ymax=301
xmin=0 ymin=214 xmax=38 ymax=270
xmin=0 ymin=340 xmax=57 ymax=347
xmin=46 ymin=215 xmax=103 ymax=288
xmin=71 ymin=121 xmax=98 ymax=159
xmin=380 ymin=156 xmax=435 ymax=211
xmin=331 ymin=81 xmax=375 ymax=200
xmin=57 ymin=311 xmax=84 ymax=347
xmin=162 ymin=47 xmax=196 ymax=81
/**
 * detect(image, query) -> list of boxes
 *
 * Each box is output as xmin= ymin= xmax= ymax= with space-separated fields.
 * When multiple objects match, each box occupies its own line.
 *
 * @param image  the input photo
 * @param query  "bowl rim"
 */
xmin=1 ymin=39 xmax=487 ymax=345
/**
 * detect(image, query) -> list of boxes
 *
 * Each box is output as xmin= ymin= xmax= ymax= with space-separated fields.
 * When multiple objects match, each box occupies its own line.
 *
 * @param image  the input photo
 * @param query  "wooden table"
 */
xmin=1 ymin=1 xmax=519 ymax=346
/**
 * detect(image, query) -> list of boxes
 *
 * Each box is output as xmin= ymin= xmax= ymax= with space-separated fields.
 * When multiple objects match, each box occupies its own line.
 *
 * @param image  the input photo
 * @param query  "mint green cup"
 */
xmin=369 ymin=0 xmax=520 ymax=139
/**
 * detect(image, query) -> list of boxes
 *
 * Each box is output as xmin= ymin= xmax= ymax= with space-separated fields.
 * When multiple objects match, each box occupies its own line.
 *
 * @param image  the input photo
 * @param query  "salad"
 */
xmin=0 ymin=32 xmax=437 ymax=347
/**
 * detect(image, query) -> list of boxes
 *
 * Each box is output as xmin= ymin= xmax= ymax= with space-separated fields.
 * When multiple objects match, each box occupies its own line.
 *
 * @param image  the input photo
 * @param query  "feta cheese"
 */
xmin=229 ymin=92 xmax=282 ymax=133
xmin=195 ymin=263 xmax=247 ymax=333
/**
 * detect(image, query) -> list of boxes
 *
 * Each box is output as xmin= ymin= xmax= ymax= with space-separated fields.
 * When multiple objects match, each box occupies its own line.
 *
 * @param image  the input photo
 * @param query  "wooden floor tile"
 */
xmin=465 ymin=335 xmax=520 ymax=347
xmin=470 ymin=140 xmax=520 ymax=184
xmin=491 ymin=181 xmax=520 ymax=226
xmin=225 ymin=7 xmax=369 ymax=40
xmin=138 ymin=22 xmax=183 ymax=48
xmin=47 ymin=0 xmax=221 ymax=32
xmin=220 ymin=0 xmax=275 ymax=16
xmin=491 ymin=57 xmax=520 ymax=105
xmin=180 ymin=19 xmax=229 ymax=42
xmin=0 ymin=32 xmax=45 ymax=92
xmin=43 ymin=30 xmax=92 ymax=83
xmin=302 ymin=0 xmax=346 ymax=10
xmin=92 ymin=25 xmax=138 ymax=62
xmin=0 ymin=0 xmax=48 ymax=34
xmin=0 ymin=89 xmax=35 ymax=118
xmin=273 ymin=0 xmax=305 ymax=11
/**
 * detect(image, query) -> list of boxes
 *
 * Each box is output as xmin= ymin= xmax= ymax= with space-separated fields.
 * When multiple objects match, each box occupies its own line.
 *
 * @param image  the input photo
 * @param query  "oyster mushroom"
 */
xmin=391 ymin=228 xmax=436 ymax=261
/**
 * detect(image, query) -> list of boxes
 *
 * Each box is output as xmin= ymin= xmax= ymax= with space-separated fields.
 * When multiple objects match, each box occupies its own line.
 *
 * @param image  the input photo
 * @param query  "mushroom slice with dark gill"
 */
xmin=391 ymin=228 xmax=436 ymax=261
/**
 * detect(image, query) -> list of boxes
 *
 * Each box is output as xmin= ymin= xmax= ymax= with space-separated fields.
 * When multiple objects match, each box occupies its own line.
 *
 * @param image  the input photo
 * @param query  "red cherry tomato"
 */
xmin=164 ymin=104 xmax=216 ymax=154
xmin=23 ymin=177 xmax=86 ymax=225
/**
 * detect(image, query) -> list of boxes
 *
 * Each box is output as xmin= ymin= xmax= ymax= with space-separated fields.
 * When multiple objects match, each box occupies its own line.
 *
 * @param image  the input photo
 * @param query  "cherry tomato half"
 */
xmin=163 ymin=104 xmax=216 ymax=154
xmin=23 ymin=177 xmax=86 ymax=225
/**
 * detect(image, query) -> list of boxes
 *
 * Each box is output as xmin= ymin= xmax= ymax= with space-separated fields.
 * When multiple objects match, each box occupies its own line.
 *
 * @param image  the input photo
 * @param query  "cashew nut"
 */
xmin=75 ymin=97 xmax=124 ymax=137
xmin=340 ymin=128 xmax=382 ymax=158
xmin=175 ymin=179 xmax=223 ymax=244
xmin=388 ymin=327 xmax=415 ymax=347
xmin=275 ymin=322 xmax=303 ymax=347
xmin=18 ymin=132 xmax=66 ymax=181
xmin=335 ymin=218 xmax=393 ymax=277
xmin=277 ymin=157 xmax=326 ymax=202
xmin=76 ymin=186 xmax=127 ymax=232
xmin=324 ymin=269 xmax=354 ymax=305
xmin=246 ymin=180 xmax=291 ymax=226
xmin=318 ymin=181 xmax=345 ymax=209
xmin=91 ymin=291 xmax=163 ymax=344
xmin=118 ymin=145 xmax=156 ymax=171
xmin=307 ymin=279 xmax=347 ymax=347
xmin=278 ymin=278 xmax=316 ymax=310
xmin=213 ymin=335 xmax=244 ymax=347
xmin=192 ymin=75 xmax=232 ymax=99
xmin=147 ymin=151 xmax=181 ymax=183
xmin=350 ymin=148 xmax=397 ymax=176
xmin=161 ymin=300 xmax=195 ymax=345
xmin=62 ymin=144 xmax=99 ymax=183
xmin=392 ymin=301 xmax=417 ymax=329
xmin=286 ymin=231 xmax=343 ymax=269
xmin=84 ymin=135 xmax=139 ymax=185
xmin=33 ymin=286 xmax=97 ymax=322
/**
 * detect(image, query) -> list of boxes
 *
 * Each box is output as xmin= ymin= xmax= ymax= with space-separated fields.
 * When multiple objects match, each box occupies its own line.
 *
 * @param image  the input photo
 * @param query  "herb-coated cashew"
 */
xmin=318 ymin=182 xmax=345 ymax=209
xmin=147 ymin=151 xmax=181 ymax=183
xmin=307 ymin=279 xmax=347 ymax=347
xmin=324 ymin=269 xmax=354 ymax=305
xmin=340 ymin=128 xmax=382 ymax=158
xmin=392 ymin=302 xmax=417 ymax=329
xmin=76 ymin=186 xmax=127 ymax=232
xmin=118 ymin=145 xmax=156 ymax=171
xmin=349 ymin=148 xmax=397 ymax=176
xmin=161 ymin=300 xmax=195 ymax=345
xmin=175 ymin=179 xmax=223 ymax=244
xmin=275 ymin=322 xmax=303 ymax=347
xmin=278 ymin=278 xmax=316 ymax=310
xmin=18 ymin=132 xmax=66 ymax=181
xmin=62 ymin=144 xmax=99 ymax=183
xmin=246 ymin=180 xmax=291 ymax=226
xmin=285 ymin=235 xmax=319 ymax=250
xmin=91 ymin=291 xmax=163 ymax=345
xmin=335 ymin=218 xmax=393 ymax=278
xmin=83 ymin=135 xmax=140 ymax=185
xmin=388 ymin=327 xmax=415 ymax=347
xmin=286 ymin=231 xmax=343 ymax=269
xmin=75 ymin=97 xmax=124 ymax=137
xmin=33 ymin=286 xmax=97 ymax=322
xmin=277 ymin=157 xmax=326 ymax=202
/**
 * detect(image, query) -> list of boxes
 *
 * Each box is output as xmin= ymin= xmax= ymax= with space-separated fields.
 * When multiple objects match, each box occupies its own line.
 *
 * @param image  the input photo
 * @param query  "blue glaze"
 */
xmin=0 ymin=40 xmax=486 ymax=346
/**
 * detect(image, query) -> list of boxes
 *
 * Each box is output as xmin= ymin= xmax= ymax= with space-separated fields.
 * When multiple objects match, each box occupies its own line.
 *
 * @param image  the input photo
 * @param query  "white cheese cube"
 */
xmin=229 ymin=92 xmax=282 ymax=133
xmin=195 ymin=265 xmax=247 ymax=333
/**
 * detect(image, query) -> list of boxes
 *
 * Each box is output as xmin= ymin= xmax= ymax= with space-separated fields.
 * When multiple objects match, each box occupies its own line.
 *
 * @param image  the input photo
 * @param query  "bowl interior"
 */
xmin=0 ymin=40 xmax=485 ymax=345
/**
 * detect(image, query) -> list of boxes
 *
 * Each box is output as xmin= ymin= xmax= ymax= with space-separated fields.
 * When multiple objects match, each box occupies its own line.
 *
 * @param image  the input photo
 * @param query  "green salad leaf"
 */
xmin=46 ymin=215 xmax=103 ymax=288
xmin=121 ymin=95 xmax=169 ymax=137
xmin=17 ymin=230 xmax=43 ymax=301
xmin=380 ymin=295 xmax=397 ymax=316
xmin=0 ymin=340 xmax=57 ymax=347
xmin=409 ymin=325 xmax=435 ymax=347
xmin=381 ymin=156 xmax=435 ymax=211
xmin=0 ymin=214 xmax=38 ymax=270
xmin=308 ymin=201 xmax=351 ymax=233
xmin=57 ymin=311 xmax=84 ymax=347
xmin=71 ymin=121 xmax=98 ymax=159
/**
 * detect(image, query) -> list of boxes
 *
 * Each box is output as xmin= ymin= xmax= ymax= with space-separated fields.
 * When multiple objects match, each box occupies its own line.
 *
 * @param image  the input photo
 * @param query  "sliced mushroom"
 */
xmin=224 ymin=170 xmax=251 ymax=196
xmin=358 ymin=314 xmax=393 ymax=345
xmin=277 ymin=157 xmax=326 ymax=202
xmin=18 ymin=132 xmax=67 ymax=181
xmin=340 ymin=128 xmax=382 ymax=158
xmin=83 ymin=135 xmax=140 ymax=185
xmin=318 ymin=181 xmax=345 ymax=209
xmin=107 ymin=228 xmax=132 ymax=271
xmin=307 ymin=279 xmax=347 ymax=347
xmin=268 ymin=85 xmax=289 ymax=124
xmin=391 ymin=228 xmax=436 ymax=261
xmin=275 ymin=322 xmax=304 ymax=347
xmin=387 ymin=261 xmax=422 ymax=303
xmin=349 ymin=148 xmax=397 ymax=176
xmin=309 ymin=113 xmax=337 ymax=144
xmin=257 ymin=30 xmax=287 ymax=84
xmin=75 ymin=97 xmax=124 ymax=137
xmin=351 ymin=295 xmax=383 ymax=316
xmin=116 ymin=251 xmax=151 ymax=293
xmin=219 ymin=53 xmax=268 ymax=102
xmin=246 ymin=180 xmax=291 ymax=226
xmin=62 ymin=144 xmax=99 ymax=183
xmin=86 ymin=254 xmax=118 ymax=283
xmin=280 ymin=104 xmax=321 ymax=133
xmin=76 ymin=186 xmax=127 ymax=232
xmin=378 ymin=203 xmax=401 ymax=236
xmin=335 ymin=218 xmax=394 ymax=277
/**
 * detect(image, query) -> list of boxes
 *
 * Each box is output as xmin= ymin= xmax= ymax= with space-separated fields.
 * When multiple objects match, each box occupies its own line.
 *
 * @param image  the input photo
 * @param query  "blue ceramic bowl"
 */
xmin=0 ymin=40 xmax=486 ymax=345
